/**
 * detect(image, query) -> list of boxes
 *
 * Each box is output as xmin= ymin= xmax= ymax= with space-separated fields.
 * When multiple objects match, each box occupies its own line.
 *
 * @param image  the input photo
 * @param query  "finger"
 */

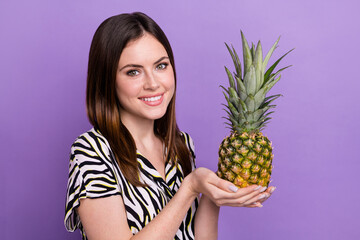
xmin=204 ymin=181 xmax=238 ymax=201
xmin=213 ymin=189 xmax=269 ymax=207
xmin=214 ymin=184 xmax=265 ymax=202
xmin=204 ymin=180 xmax=256 ymax=203
xmin=266 ymin=186 xmax=276 ymax=194
xmin=209 ymin=175 xmax=241 ymax=193
xmin=246 ymin=202 xmax=263 ymax=208
xmin=257 ymin=186 xmax=276 ymax=203
xmin=230 ymin=185 xmax=267 ymax=201
xmin=226 ymin=203 xmax=259 ymax=208
xmin=244 ymin=192 xmax=270 ymax=205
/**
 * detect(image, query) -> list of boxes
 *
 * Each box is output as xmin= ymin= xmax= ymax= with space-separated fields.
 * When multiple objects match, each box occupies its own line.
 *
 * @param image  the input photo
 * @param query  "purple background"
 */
xmin=1 ymin=0 xmax=359 ymax=239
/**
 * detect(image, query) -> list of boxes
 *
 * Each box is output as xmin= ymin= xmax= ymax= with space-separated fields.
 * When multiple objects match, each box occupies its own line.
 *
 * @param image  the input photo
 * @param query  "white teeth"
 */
xmin=141 ymin=95 xmax=161 ymax=102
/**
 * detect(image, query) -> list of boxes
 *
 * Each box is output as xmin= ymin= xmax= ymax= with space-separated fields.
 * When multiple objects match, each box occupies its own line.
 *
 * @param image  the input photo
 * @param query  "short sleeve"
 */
xmin=64 ymin=133 xmax=122 ymax=232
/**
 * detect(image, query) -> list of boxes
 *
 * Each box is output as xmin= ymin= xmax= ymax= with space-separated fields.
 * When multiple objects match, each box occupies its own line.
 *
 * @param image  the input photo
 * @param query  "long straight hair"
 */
xmin=86 ymin=12 xmax=192 ymax=186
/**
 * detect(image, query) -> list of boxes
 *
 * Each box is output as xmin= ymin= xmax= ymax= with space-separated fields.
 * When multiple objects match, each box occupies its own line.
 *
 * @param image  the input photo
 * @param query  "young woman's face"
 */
xmin=116 ymin=33 xmax=175 ymax=123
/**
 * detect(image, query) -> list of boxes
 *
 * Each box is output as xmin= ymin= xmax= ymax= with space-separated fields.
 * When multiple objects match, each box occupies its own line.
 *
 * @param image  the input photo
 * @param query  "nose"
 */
xmin=143 ymin=71 xmax=160 ymax=90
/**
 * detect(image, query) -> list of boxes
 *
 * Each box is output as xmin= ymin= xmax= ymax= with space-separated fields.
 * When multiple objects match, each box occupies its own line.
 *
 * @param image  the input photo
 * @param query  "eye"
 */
xmin=126 ymin=69 xmax=139 ymax=76
xmin=156 ymin=63 xmax=168 ymax=70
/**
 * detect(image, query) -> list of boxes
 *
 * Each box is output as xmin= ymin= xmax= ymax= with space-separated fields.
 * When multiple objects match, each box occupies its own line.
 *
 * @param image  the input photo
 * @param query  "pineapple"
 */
xmin=217 ymin=31 xmax=292 ymax=188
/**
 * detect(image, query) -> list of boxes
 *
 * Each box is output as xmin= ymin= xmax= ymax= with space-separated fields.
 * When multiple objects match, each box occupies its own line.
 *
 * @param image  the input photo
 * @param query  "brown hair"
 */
xmin=86 ymin=12 xmax=192 ymax=186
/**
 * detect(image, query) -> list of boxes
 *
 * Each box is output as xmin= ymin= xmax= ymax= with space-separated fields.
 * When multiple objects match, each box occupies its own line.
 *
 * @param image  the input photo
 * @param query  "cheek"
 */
xmin=116 ymin=80 xmax=142 ymax=104
xmin=164 ymin=73 xmax=176 ymax=95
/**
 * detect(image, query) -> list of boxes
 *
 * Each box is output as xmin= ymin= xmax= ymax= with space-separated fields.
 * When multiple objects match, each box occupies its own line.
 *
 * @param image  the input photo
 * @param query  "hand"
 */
xmin=185 ymin=167 xmax=275 ymax=208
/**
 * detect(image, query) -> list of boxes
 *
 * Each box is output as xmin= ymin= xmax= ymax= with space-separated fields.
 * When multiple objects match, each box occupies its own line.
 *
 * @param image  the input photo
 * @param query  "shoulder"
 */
xmin=71 ymin=128 xmax=112 ymax=163
xmin=67 ymin=128 xmax=121 ymax=196
xmin=69 ymin=128 xmax=117 ymax=179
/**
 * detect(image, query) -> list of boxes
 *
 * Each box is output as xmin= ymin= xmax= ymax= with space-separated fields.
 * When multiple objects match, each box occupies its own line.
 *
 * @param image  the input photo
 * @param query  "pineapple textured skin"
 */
xmin=217 ymin=132 xmax=273 ymax=187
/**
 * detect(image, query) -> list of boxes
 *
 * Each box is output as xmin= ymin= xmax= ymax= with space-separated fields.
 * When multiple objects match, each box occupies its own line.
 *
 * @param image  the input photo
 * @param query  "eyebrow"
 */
xmin=119 ymin=56 xmax=169 ymax=71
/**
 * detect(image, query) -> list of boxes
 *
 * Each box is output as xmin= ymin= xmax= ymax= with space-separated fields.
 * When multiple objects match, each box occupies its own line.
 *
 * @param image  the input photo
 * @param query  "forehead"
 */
xmin=118 ymin=33 xmax=168 ymax=65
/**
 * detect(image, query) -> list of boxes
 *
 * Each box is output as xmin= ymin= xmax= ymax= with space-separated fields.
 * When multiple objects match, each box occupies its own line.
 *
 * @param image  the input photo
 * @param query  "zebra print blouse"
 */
xmin=64 ymin=128 xmax=198 ymax=240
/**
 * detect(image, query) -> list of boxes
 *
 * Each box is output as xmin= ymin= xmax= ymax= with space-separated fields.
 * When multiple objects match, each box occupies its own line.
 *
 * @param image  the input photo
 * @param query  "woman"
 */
xmin=65 ymin=12 xmax=275 ymax=240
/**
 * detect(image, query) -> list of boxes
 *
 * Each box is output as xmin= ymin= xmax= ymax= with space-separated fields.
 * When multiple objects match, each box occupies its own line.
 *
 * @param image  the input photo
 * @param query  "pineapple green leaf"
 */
xmin=229 ymin=87 xmax=240 ymax=106
xmin=264 ymin=48 xmax=294 ymax=83
xmin=245 ymin=94 xmax=256 ymax=112
xmin=222 ymin=93 xmax=234 ymax=112
xmin=260 ymin=95 xmax=281 ymax=108
xmin=253 ymin=87 xmax=266 ymax=109
xmin=220 ymin=85 xmax=230 ymax=95
xmin=263 ymin=72 xmax=279 ymax=87
xmin=259 ymin=101 xmax=277 ymax=111
xmin=228 ymin=101 xmax=239 ymax=118
xmin=259 ymin=111 xmax=275 ymax=120
xmin=246 ymin=111 xmax=258 ymax=122
xmin=254 ymin=41 xmax=263 ymax=92
xmin=232 ymin=45 xmax=242 ymax=79
xmin=230 ymin=116 xmax=239 ymax=126
xmin=238 ymin=98 xmax=248 ymax=112
xmin=262 ymin=116 xmax=272 ymax=122
xmin=264 ymin=65 xmax=292 ymax=87
xmin=264 ymin=76 xmax=281 ymax=95
xmin=262 ymin=36 xmax=280 ymax=74
xmin=274 ymin=65 xmax=292 ymax=75
xmin=221 ymin=103 xmax=230 ymax=114
xmin=222 ymin=107 xmax=231 ymax=117
xmin=241 ymin=31 xmax=253 ymax=74
xmin=257 ymin=117 xmax=272 ymax=126
xmin=252 ymin=107 xmax=270 ymax=120
xmin=222 ymin=117 xmax=237 ymax=127
xmin=223 ymin=122 xmax=233 ymax=130
xmin=249 ymin=118 xmax=265 ymax=129
xmin=221 ymin=104 xmax=233 ymax=115
xmin=255 ymin=68 xmax=263 ymax=94
xmin=222 ymin=91 xmax=230 ymax=103
xmin=254 ymin=41 xmax=263 ymax=72
xmin=259 ymin=122 xmax=267 ymax=129
xmin=225 ymin=66 xmax=236 ymax=89
xmin=244 ymin=65 xmax=256 ymax=95
xmin=234 ymin=76 xmax=247 ymax=101
xmin=225 ymin=43 xmax=242 ymax=79
xmin=259 ymin=123 xmax=269 ymax=131
xmin=264 ymin=94 xmax=282 ymax=102
xmin=262 ymin=104 xmax=276 ymax=110
xmin=251 ymin=43 xmax=256 ymax=59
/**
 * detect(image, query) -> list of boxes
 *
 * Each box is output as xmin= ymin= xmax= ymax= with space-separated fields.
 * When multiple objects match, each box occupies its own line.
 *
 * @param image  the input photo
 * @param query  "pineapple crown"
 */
xmin=221 ymin=31 xmax=293 ymax=134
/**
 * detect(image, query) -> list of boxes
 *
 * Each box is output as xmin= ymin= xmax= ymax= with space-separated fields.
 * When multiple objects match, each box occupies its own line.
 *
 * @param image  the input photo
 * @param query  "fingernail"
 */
xmin=254 ymin=185 xmax=261 ymax=191
xmin=258 ymin=194 xmax=266 ymax=200
xmin=270 ymin=187 xmax=276 ymax=193
xmin=260 ymin=187 xmax=267 ymax=192
xmin=258 ymin=204 xmax=263 ymax=208
xmin=229 ymin=185 xmax=238 ymax=193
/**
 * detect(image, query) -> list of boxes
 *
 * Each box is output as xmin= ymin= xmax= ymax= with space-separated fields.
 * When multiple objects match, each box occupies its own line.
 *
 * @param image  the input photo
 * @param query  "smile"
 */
xmin=139 ymin=94 xmax=164 ymax=106
xmin=140 ymin=95 xmax=162 ymax=102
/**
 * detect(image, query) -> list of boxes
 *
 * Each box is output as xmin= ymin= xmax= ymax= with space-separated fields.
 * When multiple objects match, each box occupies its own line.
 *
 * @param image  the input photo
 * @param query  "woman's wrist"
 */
xmin=182 ymin=173 xmax=200 ymax=199
xmin=200 ymin=194 xmax=220 ymax=210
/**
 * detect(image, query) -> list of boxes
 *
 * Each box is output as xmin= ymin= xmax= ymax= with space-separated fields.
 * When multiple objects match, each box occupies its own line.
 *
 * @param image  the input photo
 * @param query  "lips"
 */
xmin=139 ymin=94 xmax=164 ymax=106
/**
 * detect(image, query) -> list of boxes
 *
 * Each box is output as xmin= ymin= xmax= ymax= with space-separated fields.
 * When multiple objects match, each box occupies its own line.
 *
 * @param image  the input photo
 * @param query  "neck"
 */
xmin=120 ymin=112 xmax=159 ymax=150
